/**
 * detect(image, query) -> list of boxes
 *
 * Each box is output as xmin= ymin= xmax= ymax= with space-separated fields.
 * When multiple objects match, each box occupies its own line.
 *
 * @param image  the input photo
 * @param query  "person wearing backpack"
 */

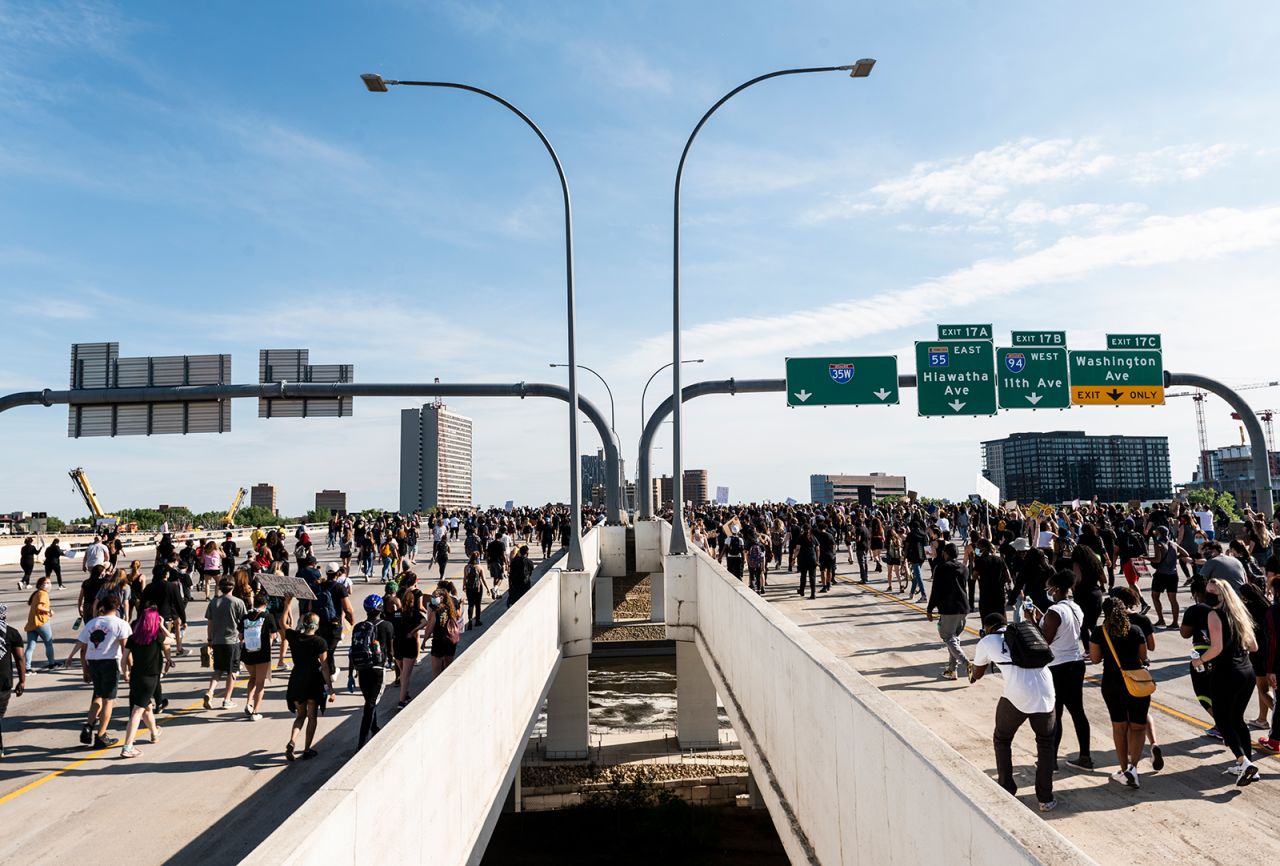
xmin=971 ymin=611 xmax=1059 ymax=812
xmin=462 ymin=552 xmax=490 ymax=629
xmin=904 ymin=520 xmax=930 ymax=602
xmin=350 ymin=595 xmax=395 ymax=748
xmin=925 ymin=543 xmax=971 ymax=680
xmin=300 ymin=556 xmax=352 ymax=678
xmin=239 ymin=592 xmax=277 ymax=721
xmin=747 ymin=538 xmax=766 ymax=594
xmin=719 ymin=527 xmax=746 ymax=581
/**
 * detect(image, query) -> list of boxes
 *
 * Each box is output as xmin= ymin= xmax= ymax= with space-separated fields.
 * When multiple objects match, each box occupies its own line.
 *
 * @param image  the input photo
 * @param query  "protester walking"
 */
xmin=1089 ymin=596 xmax=1152 ymax=788
xmin=926 ymin=543 xmax=971 ymax=680
xmin=1199 ymin=578 xmax=1262 ymax=785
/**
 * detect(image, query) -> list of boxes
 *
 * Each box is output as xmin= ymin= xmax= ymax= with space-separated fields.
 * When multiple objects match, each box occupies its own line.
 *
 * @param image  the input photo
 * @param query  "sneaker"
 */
xmin=250 ymin=713 xmax=263 ymax=722
xmin=1257 ymin=737 xmax=1280 ymax=753
xmin=221 ymin=700 xmax=236 ymax=711
xmin=1222 ymin=763 xmax=1245 ymax=777
xmin=1150 ymin=745 xmax=1164 ymax=772
xmin=1065 ymin=755 xmax=1095 ymax=771
xmin=1204 ymin=727 xmax=1224 ymax=741
xmin=1238 ymin=763 xmax=1260 ymax=786
xmin=1109 ymin=771 xmax=1128 ymax=784
xmin=244 ymin=705 xmax=253 ymax=717
xmin=1038 ymin=799 xmax=1058 ymax=813
xmin=201 ymin=694 xmax=212 ymax=710
xmin=1124 ymin=766 xmax=1140 ymax=788
xmin=94 ymin=735 xmax=120 ymax=749
xmin=941 ymin=669 xmax=958 ymax=680
xmin=80 ymin=725 xmax=92 ymax=745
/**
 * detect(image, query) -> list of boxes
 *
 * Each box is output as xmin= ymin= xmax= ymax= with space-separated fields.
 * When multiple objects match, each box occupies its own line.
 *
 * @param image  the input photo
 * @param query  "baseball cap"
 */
xmin=325 ymin=562 xmax=340 ymax=575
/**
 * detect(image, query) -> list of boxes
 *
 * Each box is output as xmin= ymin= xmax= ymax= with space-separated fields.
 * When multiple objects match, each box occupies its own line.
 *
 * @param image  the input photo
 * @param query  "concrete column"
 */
xmin=593 ymin=576 xmax=614 ymax=626
xmin=747 ymin=769 xmax=766 ymax=810
xmin=544 ymin=654 xmax=589 ymax=757
xmin=502 ymin=771 xmax=522 ymax=813
xmin=649 ymin=572 xmax=665 ymax=622
xmin=676 ymin=640 xmax=719 ymax=747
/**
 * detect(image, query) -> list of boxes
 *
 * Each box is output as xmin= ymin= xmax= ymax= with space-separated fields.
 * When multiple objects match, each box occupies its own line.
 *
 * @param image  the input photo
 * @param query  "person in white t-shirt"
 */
xmin=1033 ymin=570 xmax=1092 ymax=771
xmin=82 ymin=537 xmax=109 ymax=574
xmin=1193 ymin=507 xmax=1216 ymax=540
xmin=71 ymin=596 xmax=132 ymax=749
xmin=971 ymin=612 xmax=1058 ymax=812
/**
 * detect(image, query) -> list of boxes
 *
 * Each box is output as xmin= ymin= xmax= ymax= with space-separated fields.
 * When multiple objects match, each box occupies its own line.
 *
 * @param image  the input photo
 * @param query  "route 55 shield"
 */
xmin=829 ymin=363 xmax=855 ymax=384
xmin=1004 ymin=352 xmax=1026 ymax=374
xmin=927 ymin=346 xmax=949 ymax=367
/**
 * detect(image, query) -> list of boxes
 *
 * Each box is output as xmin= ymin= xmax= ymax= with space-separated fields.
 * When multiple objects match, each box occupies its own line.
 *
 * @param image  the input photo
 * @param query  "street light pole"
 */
xmin=668 ymin=59 xmax=875 ymax=555
xmin=550 ymin=363 xmax=614 ymax=435
xmin=362 ymin=73 xmax=587 ymax=569
xmin=641 ymin=358 xmax=703 ymax=433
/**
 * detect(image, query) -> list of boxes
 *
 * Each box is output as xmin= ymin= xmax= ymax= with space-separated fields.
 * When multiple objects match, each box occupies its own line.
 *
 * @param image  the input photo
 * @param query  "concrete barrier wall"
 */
xmin=244 ymin=527 xmax=602 ymax=866
xmin=0 ymin=522 xmax=329 ymax=567
xmin=676 ymin=543 xmax=1094 ymax=866
xmin=598 ymin=525 xmax=626 ymax=577
xmin=633 ymin=519 xmax=669 ymax=573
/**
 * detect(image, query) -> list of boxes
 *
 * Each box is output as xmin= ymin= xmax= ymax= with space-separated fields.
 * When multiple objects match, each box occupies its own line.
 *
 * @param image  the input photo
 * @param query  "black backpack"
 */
xmin=1002 ymin=622 xmax=1054 ymax=668
xmin=349 ymin=620 xmax=383 ymax=669
xmin=726 ymin=536 xmax=744 ymax=558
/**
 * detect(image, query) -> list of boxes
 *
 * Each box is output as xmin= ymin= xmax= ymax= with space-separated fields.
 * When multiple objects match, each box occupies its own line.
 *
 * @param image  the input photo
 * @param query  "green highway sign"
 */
xmin=1011 ymin=330 xmax=1067 ymax=347
xmin=1106 ymin=333 xmax=1162 ymax=350
xmin=915 ymin=341 xmax=997 ymax=416
xmin=997 ymin=347 xmax=1070 ymax=409
xmin=785 ymin=356 xmax=899 ymax=407
xmin=1069 ymin=350 xmax=1165 ymax=405
xmin=937 ymin=323 xmax=993 ymax=340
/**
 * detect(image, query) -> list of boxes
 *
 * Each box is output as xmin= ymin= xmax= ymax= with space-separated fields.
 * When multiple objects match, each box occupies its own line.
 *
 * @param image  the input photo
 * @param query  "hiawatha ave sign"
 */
xmin=1069 ymin=350 xmax=1165 ymax=405
xmin=915 ymin=341 xmax=997 ymax=416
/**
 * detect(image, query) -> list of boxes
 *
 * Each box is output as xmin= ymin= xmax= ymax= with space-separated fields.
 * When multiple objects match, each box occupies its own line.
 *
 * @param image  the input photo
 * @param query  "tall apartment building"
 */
xmin=400 ymin=404 xmax=474 ymax=513
xmin=810 ymin=473 xmax=908 ymax=505
xmin=250 ymin=483 xmax=277 ymax=515
xmin=683 ymin=469 xmax=710 ymax=507
xmin=315 ymin=489 xmax=347 ymax=514
xmin=652 ymin=475 xmax=674 ymax=510
xmin=981 ymin=431 xmax=1171 ymax=504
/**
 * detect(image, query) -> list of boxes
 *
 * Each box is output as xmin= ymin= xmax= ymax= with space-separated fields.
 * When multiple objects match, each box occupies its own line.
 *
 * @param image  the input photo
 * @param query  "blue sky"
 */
xmin=3 ymin=1 xmax=1279 ymax=518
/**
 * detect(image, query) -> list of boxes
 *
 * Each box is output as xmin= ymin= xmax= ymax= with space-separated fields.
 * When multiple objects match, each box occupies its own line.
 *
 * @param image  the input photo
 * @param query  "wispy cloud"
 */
xmin=631 ymin=205 xmax=1280 ymax=364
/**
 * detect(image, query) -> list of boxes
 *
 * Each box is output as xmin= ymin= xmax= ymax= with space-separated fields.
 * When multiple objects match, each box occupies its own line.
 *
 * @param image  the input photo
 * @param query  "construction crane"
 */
xmin=1230 ymin=409 xmax=1275 ymax=452
xmin=67 ymin=468 xmax=133 ymax=531
xmin=221 ymin=487 xmax=248 ymax=527
xmin=1167 ymin=381 xmax=1280 ymax=484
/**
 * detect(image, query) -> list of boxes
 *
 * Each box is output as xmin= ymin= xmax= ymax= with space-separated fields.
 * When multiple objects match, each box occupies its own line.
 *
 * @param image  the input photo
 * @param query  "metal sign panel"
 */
xmin=1068 ymin=350 xmax=1165 ymax=405
xmin=258 ymin=349 xmax=354 ymax=418
xmin=1106 ymin=333 xmax=1162 ymax=350
xmin=996 ymin=346 xmax=1070 ymax=409
xmin=1010 ymin=330 xmax=1067 ymax=347
xmin=915 ymin=340 xmax=997 ymax=416
xmin=784 ymin=355 xmax=899 ymax=407
xmin=67 ymin=344 xmax=231 ymax=437
xmin=937 ymin=323 xmax=993 ymax=341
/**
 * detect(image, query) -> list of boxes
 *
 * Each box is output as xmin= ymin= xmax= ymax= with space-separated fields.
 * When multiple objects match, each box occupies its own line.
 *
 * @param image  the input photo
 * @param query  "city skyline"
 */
xmin=4 ymin=2 xmax=1279 ymax=517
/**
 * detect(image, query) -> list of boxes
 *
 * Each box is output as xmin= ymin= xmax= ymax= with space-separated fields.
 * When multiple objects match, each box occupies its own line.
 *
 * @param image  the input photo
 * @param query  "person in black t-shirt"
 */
xmin=0 ymin=604 xmax=27 ymax=758
xmin=813 ymin=523 xmax=836 ymax=594
xmin=1089 ymin=596 xmax=1150 ymax=788
xmin=119 ymin=605 xmax=173 ymax=758
xmin=284 ymin=615 xmax=332 ymax=762
xmin=1179 ymin=578 xmax=1219 ymax=736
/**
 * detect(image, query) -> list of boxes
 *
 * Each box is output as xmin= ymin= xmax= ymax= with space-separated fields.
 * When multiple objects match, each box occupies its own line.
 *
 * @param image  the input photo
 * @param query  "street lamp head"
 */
xmin=361 ymin=73 xmax=390 ymax=92
xmin=847 ymin=58 xmax=876 ymax=78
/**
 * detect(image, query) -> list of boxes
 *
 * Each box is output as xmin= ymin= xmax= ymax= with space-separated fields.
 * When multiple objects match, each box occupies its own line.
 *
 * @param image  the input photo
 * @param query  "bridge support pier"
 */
xmin=593 ymin=577 xmax=613 ymax=625
xmin=676 ymin=640 xmax=719 ymax=747
xmin=544 ymin=654 xmax=589 ymax=758
xmin=649 ymin=572 xmax=665 ymax=622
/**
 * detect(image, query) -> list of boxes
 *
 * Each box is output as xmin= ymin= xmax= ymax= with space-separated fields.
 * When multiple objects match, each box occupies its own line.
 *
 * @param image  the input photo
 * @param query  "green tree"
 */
xmin=305 ymin=507 xmax=332 ymax=524
xmin=236 ymin=505 xmax=286 ymax=527
xmin=46 ymin=516 xmax=65 ymax=532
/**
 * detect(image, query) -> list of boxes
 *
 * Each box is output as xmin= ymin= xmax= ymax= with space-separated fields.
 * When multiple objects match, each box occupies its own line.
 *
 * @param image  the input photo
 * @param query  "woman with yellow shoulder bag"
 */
xmin=1089 ymin=596 xmax=1154 ymax=789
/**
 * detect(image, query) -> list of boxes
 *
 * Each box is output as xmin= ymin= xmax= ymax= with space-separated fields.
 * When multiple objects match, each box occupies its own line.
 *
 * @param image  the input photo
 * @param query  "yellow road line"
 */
xmin=832 ymin=575 xmax=1279 ymax=758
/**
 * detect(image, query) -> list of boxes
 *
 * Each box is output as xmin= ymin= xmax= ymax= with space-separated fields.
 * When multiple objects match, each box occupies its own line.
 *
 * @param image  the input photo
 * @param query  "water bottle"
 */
xmin=1190 ymin=650 xmax=1204 ymax=673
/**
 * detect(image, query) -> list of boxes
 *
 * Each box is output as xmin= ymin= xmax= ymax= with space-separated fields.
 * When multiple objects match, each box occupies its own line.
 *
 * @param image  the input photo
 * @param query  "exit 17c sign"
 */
xmin=1069 ymin=350 xmax=1165 ymax=405
xmin=784 ymin=356 xmax=900 ymax=407
xmin=915 ymin=341 xmax=997 ymax=416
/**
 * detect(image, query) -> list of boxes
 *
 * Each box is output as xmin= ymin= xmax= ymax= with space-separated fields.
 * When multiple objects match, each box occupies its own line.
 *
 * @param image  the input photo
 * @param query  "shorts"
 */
xmin=1151 ymin=573 xmax=1179 ymax=594
xmin=393 ymin=638 xmax=419 ymax=661
xmin=1101 ymin=681 xmax=1150 ymax=725
xmin=129 ymin=674 xmax=161 ymax=709
xmin=212 ymin=644 xmax=241 ymax=674
xmin=88 ymin=659 xmax=120 ymax=700
xmin=819 ymin=554 xmax=836 ymax=572
xmin=1121 ymin=561 xmax=1140 ymax=584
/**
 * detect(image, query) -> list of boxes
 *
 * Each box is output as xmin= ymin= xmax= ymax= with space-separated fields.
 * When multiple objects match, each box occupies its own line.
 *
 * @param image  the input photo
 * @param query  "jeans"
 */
xmin=1049 ymin=660 xmax=1091 ymax=757
xmin=798 ymin=565 xmax=817 ymax=597
xmin=908 ymin=563 xmax=926 ymax=597
xmin=357 ymin=666 xmax=384 ymax=747
xmin=856 ymin=549 xmax=868 ymax=582
xmin=936 ymin=613 xmax=969 ymax=672
xmin=381 ymin=556 xmax=393 ymax=580
xmin=993 ymin=697 xmax=1056 ymax=804
xmin=360 ymin=550 xmax=374 ymax=576
xmin=26 ymin=624 xmax=55 ymax=666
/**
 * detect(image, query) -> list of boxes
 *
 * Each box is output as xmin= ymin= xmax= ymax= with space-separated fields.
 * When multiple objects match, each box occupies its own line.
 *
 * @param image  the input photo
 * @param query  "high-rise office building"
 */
xmin=683 ymin=469 xmax=709 ymax=507
xmin=315 ymin=489 xmax=347 ymax=514
xmin=981 ymin=431 xmax=1171 ymax=504
xmin=652 ymin=475 xmax=674 ymax=510
xmin=810 ymin=473 xmax=908 ymax=505
xmin=250 ymin=483 xmax=277 ymax=515
xmin=400 ymin=404 xmax=474 ymax=513
xmin=580 ymin=448 xmax=625 ymax=507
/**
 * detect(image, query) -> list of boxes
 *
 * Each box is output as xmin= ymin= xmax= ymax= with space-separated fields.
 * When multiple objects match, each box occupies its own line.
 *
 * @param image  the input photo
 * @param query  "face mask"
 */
xmin=1208 ymin=594 xmax=1222 ymax=607
xmin=429 ymin=596 xmax=441 ymax=608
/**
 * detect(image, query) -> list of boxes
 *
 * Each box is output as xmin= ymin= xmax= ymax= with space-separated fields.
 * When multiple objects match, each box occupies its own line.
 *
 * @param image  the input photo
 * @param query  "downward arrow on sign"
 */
xmin=948 ymin=400 xmax=967 ymax=412
xmin=794 ymin=390 xmax=812 ymax=402
xmin=873 ymin=388 xmax=892 ymax=400
xmin=1026 ymin=392 xmax=1043 ymax=406
xmin=1107 ymin=389 xmax=1123 ymax=401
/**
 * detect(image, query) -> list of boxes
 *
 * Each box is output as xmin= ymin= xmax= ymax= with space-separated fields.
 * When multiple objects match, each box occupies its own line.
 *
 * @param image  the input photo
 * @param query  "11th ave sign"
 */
xmin=996 ymin=346 xmax=1070 ymax=409
xmin=784 ymin=356 xmax=899 ymax=407
xmin=915 ymin=341 xmax=997 ymax=415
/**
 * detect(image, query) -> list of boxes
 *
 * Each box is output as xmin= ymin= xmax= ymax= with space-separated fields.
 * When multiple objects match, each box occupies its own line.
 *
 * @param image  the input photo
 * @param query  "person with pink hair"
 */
xmin=120 ymin=604 xmax=174 ymax=758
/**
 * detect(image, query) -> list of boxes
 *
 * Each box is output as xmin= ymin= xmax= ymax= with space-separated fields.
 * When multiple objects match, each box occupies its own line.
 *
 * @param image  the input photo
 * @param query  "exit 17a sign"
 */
xmin=915 ymin=341 xmax=997 ymax=416
xmin=784 ymin=356 xmax=899 ymax=407
xmin=938 ymin=323 xmax=992 ymax=340
xmin=997 ymin=347 xmax=1069 ymax=409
